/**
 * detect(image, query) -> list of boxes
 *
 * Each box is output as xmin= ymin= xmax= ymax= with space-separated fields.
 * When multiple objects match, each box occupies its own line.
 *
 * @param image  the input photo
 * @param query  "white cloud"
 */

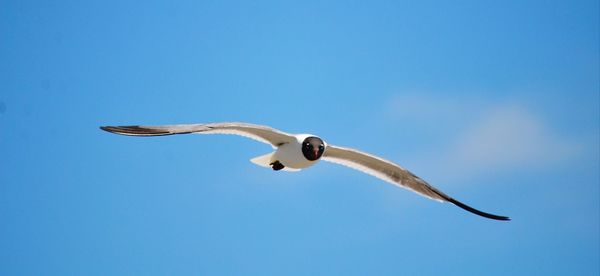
xmin=385 ymin=93 xmax=488 ymax=123
xmin=385 ymin=94 xmax=583 ymax=181
xmin=443 ymin=105 xmax=581 ymax=175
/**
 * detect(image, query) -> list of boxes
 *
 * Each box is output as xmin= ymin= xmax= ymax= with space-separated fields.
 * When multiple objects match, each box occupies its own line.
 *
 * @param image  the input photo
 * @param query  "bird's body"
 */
xmin=248 ymin=135 xmax=318 ymax=172
xmin=100 ymin=122 xmax=510 ymax=221
xmin=272 ymin=134 xmax=322 ymax=169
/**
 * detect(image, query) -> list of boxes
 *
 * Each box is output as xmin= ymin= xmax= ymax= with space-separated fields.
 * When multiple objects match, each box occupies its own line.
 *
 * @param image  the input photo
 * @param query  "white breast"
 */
xmin=273 ymin=134 xmax=322 ymax=169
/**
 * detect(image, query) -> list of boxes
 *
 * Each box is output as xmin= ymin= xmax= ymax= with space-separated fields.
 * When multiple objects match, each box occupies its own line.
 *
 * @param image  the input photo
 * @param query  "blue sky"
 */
xmin=1 ymin=0 xmax=598 ymax=275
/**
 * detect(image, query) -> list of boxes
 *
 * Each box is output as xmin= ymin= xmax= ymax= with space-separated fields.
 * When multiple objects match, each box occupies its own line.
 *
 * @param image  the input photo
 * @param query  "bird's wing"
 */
xmin=100 ymin=122 xmax=296 ymax=148
xmin=322 ymin=145 xmax=510 ymax=221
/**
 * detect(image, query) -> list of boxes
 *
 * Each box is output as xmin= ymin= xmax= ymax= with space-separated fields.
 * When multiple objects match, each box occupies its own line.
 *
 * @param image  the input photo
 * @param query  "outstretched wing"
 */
xmin=322 ymin=145 xmax=510 ymax=221
xmin=100 ymin=122 xmax=296 ymax=148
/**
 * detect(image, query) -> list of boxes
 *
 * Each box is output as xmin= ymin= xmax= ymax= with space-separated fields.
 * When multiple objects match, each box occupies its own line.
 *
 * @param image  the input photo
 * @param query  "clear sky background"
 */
xmin=1 ymin=0 xmax=598 ymax=275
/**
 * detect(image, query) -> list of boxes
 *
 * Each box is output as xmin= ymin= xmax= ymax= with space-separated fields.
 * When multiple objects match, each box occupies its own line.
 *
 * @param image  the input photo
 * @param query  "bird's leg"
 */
xmin=270 ymin=161 xmax=285 ymax=171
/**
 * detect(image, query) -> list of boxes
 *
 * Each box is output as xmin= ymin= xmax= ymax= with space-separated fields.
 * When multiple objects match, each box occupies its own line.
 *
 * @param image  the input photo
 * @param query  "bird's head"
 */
xmin=301 ymin=136 xmax=325 ymax=161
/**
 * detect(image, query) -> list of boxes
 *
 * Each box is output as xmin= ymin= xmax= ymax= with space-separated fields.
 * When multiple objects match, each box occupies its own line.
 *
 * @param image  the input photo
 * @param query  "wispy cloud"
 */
xmin=441 ymin=105 xmax=581 ymax=176
xmin=385 ymin=94 xmax=583 ymax=181
xmin=385 ymin=93 xmax=487 ymax=124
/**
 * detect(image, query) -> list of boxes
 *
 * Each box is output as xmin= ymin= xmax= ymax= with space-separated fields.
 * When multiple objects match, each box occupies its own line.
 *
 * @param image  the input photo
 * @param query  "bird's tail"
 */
xmin=250 ymin=152 xmax=301 ymax=172
xmin=250 ymin=152 xmax=275 ymax=168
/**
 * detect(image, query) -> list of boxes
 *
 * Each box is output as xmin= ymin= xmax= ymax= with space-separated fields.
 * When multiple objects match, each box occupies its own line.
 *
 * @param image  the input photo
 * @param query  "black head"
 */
xmin=301 ymin=136 xmax=325 ymax=161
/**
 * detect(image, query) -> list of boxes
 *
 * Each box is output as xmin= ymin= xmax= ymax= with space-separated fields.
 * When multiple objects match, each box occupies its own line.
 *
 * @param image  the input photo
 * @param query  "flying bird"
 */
xmin=100 ymin=122 xmax=510 ymax=221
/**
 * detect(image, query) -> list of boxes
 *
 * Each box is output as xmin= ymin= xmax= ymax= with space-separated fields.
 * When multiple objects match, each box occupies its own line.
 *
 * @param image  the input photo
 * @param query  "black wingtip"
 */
xmin=99 ymin=126 xmax=113 ymax=132
xmin=100 ymin=126 xmax=123 ymax=134
xmin=99 ymin=125 xmax=172 ymax=136
xmin=428 ymin=189 xmax=510 ymax=221
xmin=446 ymin=197 xmax=510 ymax=221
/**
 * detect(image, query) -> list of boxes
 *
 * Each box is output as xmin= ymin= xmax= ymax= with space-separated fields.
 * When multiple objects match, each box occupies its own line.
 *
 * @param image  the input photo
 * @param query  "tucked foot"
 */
xmin=270 ymin=161 xmax=285 ymax=171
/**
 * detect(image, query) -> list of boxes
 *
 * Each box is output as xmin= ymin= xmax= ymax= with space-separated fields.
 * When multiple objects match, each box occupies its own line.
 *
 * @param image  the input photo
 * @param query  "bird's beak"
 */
xmin=313 ymin=148 xmax=320 ymax=158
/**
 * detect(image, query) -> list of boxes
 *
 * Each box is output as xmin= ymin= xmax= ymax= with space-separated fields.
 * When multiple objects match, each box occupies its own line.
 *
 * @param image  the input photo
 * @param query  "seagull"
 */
xmin=100 ymin=122 xmax=510 ymax=221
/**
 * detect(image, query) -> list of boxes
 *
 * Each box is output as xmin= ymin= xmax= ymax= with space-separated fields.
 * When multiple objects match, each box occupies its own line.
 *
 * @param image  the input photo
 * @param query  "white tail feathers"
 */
xmin=249 ymin=152 xmax=302 ymax=172
xmin=250 ymin=152 xmax=274 ymax=168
